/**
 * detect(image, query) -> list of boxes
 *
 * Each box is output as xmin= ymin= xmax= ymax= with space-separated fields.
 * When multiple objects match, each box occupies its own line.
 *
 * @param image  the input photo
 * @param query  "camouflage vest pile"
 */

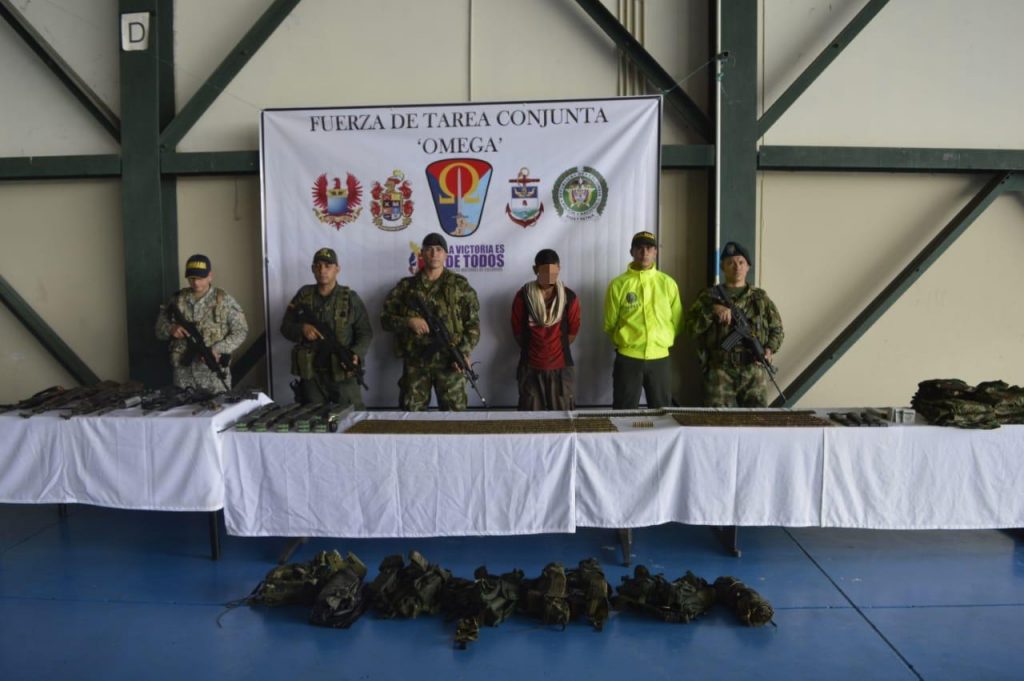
xmin=248 ymin=549 xmax=348 ymax=607
xmin=713 ymin=575 xmax=775 ymax=627
xmin=309 ymin=552 xmax=369 ymax=628
xmin=518 ymin=562 xmax=571 ymax=628
xmin=366 ymin=551 xmax=451 ymax=619
xmin=910 ymin=378 xmax=1018 ymax=429
xmin=565 ymin=558 xmax=612 ymax=631
xmin=439 ymin=566 xmax=524 ymax=648
xmin=612 ymin=565 xmax=716 ymax=624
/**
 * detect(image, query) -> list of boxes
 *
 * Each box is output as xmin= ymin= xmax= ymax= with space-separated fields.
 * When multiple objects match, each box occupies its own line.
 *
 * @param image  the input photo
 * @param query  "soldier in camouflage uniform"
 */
xmin=280 ymin=247 xmax=373 ymax=408
xmin=688 ymin=241 xmax=783 ymax=407
xmin=155 ymin=254 xmax=248 ymax=393
xmin=381 ymin=232 xmax=480 ymax=411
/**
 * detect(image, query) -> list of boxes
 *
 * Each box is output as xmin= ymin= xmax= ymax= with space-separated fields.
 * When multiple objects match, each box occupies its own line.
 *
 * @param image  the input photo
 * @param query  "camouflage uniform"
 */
xmin=688 ymin=285 xmax=783 ymax=407
xmin=381 ymin=269 xmax=480 ymax=411
xmin=155 ymin=287 xmax=248 ymax=393
xmin=280 ymin=284 xmax=373 ymax=409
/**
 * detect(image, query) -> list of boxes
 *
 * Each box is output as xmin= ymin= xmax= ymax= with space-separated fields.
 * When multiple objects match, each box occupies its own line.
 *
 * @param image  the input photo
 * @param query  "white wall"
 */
xmin=1 ymin=0 xmax=1022 ymax=405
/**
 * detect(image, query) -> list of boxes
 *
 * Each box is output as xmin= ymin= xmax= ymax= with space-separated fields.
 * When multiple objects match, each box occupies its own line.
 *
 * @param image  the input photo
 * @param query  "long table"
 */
xmin=220 ymin=410 xmax=1024 ymax=539
xmin=0 ymin=397 xmax=268 ymax=511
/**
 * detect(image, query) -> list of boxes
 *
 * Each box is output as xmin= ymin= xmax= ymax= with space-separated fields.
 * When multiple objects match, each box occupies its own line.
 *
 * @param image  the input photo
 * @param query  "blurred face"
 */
xmin=187 ymin=273 xmax=212 ymax=296
xmin=534 ymin=263 xmax=560 ymax=288
xmin=721 ymin=254 xmax=749 ymax=285
xmin=630 ymin=244 xmax=657 ymax=269
xmin=312 ymin=260 xmax=339 ymax=287
xmin=421 ymin=245 xmax=447 ymax=271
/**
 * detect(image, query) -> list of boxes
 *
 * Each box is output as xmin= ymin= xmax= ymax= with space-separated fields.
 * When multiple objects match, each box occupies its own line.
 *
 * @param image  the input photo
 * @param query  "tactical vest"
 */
xmin=517 ymin=285 xmax=575 ymax=368
xmin=291 ymin=285 xmax=352 ymax=381
xmin=168 ymin=288 xmax=227 ymax=367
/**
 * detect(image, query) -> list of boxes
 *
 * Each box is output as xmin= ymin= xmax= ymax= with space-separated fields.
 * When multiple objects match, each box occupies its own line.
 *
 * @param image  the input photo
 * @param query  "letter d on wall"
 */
xmin=121 ymin=12 xmax=150 ymax=51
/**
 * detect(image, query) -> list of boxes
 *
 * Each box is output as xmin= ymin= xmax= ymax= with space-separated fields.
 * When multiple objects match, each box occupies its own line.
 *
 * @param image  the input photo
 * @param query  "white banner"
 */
xmin=261 ymin=96 xmax=661 ymax=407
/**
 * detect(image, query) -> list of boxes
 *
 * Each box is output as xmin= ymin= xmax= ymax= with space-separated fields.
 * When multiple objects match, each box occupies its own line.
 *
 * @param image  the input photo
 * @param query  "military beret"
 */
xmin=422 ymin=232 xmax=448 ymax=251
xmin=184 ymin=254 xmax=211 ymax=278
xmin=720 ymin=241 xmax=751 ymax=263
xmin=312 ymin=247 xmax=337 ymax=265
xmin=534 ymin=249 xmax=560 ymax=266
xmin=631 ymin=231 xmax=658 ymax=248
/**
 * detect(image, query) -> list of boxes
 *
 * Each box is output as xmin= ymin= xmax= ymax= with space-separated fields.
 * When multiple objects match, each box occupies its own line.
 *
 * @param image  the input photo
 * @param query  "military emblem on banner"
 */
xmin=370 ymin=170 xmax=414 ymax=231
xmin=425 ymin=158 xmax=493 ymax=237
xmin=552 ymin=166 xmax=608 ymax=220
xmin=505 ymin=167 xmax=544 ymax=228
xmin=311 ymin=172 xmax=363 ymax=229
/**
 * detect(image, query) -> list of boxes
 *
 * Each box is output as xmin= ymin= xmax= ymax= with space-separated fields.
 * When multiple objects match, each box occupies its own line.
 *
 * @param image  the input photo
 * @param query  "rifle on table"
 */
xmin=0 ymin=385 xmax=66 ymax=413
xmin=408 ymin=294 xmax=487 ymax=408
xmin=164 ymin=301 xmax=231 ymax=391
xmin=291 ymin=305 xmax=368 ymax=390
xmin=710 ymin=284 xmax=786 ymax=405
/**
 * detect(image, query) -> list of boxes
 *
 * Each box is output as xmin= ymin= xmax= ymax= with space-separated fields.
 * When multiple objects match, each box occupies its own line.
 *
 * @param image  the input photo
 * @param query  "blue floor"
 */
xmin=1 ymin=504 xmax=1022 ymax=681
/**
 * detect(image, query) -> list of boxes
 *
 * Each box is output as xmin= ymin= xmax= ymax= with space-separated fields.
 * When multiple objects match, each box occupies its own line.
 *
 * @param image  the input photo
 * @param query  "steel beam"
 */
xmin=119 ymin=0 xmax=176 ymax=386
xmin=774 ymin=172 xmax=1016 ymax=406
xmin=662 ymin=144 xmax=714 ymax=169
xmin=162 ymin=151 xmax=260 ymax=176
xmin=758 ymin=0 xmax=889 ymax=137
xmin=718 ymin=0 xmax=758 ymax=276
xmin=160 ymin=0 xmax=301 ymax=150
xmin=760 ymin=145 xmax=1024 ymax=173
xmin=0 ymin=0 xmax=121 ymax=142
xmin=0 ymin=275 xmax=100 ymax=386
xmin=575 ymin=0 xmax=712 ymax=141
xmin=0 ymin=155 xmax=120 ymax=180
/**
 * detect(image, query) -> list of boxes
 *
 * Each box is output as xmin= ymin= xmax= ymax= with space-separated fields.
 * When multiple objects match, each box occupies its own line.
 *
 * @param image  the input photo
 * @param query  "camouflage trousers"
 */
xmin=399 ymin=357 xmax=467 ymax=411
xmin=702 ymin=362 xmax=768 ymax=407
xmin=172 ymin=362 xmax=231 ymax=394
xmin=295 ymin=375 xmax=364 ymax=410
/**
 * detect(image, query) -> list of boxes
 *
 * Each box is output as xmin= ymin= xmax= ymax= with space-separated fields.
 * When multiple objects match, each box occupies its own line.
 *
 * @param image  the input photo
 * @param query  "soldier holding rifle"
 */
xmin=381 ymin=232 xmax=481 ymax=411
xmin=281 ymin=247 xmax=373 ymax=408
xmin=155 ymin=254 xmax=248 ymax=393
xmin=688 ymin=241 xmax=784 ymax=407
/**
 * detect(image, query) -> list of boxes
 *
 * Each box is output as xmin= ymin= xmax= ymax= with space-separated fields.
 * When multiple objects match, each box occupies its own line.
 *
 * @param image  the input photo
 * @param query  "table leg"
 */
xmin=712 ymin=525 xmax=741 ymax=557
xmin=278 ymin=537 xmax=308 ymax=565
xmin=209 ymin=511 xmax=222 ymax=561
xmin=618 ymin=528 xmax=633 ymax=566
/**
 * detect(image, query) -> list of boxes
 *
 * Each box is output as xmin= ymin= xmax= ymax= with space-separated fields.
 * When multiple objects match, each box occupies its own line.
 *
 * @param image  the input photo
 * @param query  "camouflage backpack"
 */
xmin=714 ymin=575 xmax=774 ymax=626
xmin=566 ymin=558 xmax=612 ymax=631
xmin=367 ymin=550 xmax=451 ymax=619
xmin=440 ymin=566 xmax=524 ymax=648
xmin=309 ymin=552 xmax=369 ymax=628
xmin=519 ymin=562 xmax=571 ymax=628
xmin=248 ymin=549 xmax=347 ymax=607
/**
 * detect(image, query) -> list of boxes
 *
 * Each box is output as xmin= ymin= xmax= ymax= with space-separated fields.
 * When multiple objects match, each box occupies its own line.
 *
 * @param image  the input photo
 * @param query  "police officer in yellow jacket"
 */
xmin=603 ymin=231 xmax=682 ymax=408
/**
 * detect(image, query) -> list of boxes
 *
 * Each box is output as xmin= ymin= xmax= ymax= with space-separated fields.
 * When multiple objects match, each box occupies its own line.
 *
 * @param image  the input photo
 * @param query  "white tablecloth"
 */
xmin=221 ymin=411 xmax=576 ymax=537
xmin=0 ymin=397 xmax=268 ymax=511
xmin=822 ymin=424 xmax=1024 ymax=529
xmin=575 ymin=415 xmax=825 ymax=528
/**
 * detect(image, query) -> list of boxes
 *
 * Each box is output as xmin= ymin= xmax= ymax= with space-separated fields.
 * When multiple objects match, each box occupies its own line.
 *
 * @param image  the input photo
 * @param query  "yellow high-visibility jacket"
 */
xmin=603 ymin=264 xmax=682 ymax=360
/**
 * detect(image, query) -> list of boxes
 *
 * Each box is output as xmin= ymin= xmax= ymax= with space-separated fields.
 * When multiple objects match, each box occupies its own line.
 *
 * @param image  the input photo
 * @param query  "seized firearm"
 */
xmin=291 ymin=305 xmax=368 ymax=390
xmin=164 ymin=301 xmax=231 ymax=391
xmin=408 ymin=294 xmax=487 ymax=408
xmin=0 ymin=385 xmax=66 ymax=413
xmin=710 ymin=284 xmax=785 ymax=404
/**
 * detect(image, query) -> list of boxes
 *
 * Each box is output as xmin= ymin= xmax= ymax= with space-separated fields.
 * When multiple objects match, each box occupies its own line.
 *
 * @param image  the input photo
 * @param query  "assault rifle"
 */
xmin=710 ymin=284 xmax=786 ymax=404
xmin=164 ymin=301 xmax=231 ymax=391
xmin=409 ymin=294 xmax=487 ymax=408
xmin=292 ymin=305 xmax=368 ymax=390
